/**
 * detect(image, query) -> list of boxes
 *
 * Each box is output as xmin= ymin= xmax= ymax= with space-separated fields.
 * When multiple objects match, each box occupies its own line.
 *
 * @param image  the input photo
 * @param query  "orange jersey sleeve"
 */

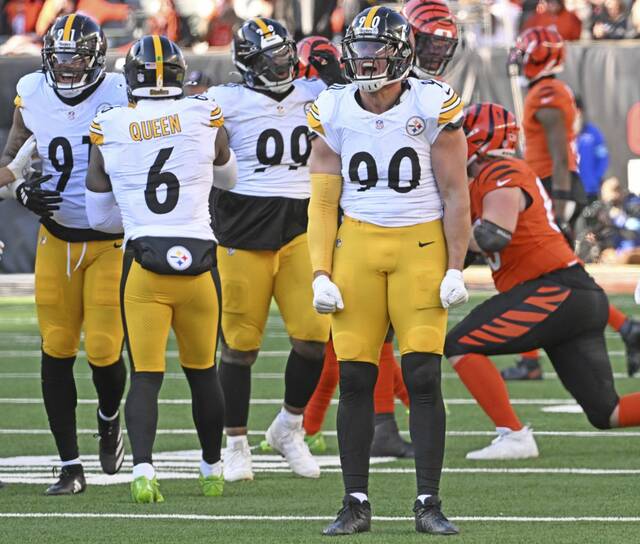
xmin=522 ymin=78 xmax=578 ymax=180
xmin=470 ymin=158 xmax=579 ymax=292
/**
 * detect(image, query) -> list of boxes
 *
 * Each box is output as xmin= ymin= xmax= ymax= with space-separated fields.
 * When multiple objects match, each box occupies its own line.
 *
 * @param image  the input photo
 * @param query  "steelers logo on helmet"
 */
xmin=42 ymin=14 xmax=108 ymax=97
xmin=406 ymin=116 xmax=426 ymax=136
xmin=342 ymin=6 xmax=414 ymax=93
xmin=166 ymin=246 xmax=193 ymax=271
xmin=233 ymin=17 xmax=299 ymax=93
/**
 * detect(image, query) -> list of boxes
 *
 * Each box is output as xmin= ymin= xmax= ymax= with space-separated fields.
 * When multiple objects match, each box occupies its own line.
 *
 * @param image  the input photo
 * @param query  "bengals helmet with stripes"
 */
xmin=42 ymin=14 xmax=107 ymax=95
xmin=509 ymin=27 xmax=565 ymax=83
xmin=296 ymin=36 xmax=341 ymax=79
xmin=463 ymin=103 xmax=519 ymax=164
xmin=402 ymin=0 xmax=458 ymax=77
xmin=124 ymin=35 xmax=186 ymax=99
xmin=342 ymin=6 xmax=414 ymax=93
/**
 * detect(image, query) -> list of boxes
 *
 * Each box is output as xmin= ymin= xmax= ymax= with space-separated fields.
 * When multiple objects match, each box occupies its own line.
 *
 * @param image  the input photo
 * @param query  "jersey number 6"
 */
xmin=145 ymin=147 xmax=179 ymax=214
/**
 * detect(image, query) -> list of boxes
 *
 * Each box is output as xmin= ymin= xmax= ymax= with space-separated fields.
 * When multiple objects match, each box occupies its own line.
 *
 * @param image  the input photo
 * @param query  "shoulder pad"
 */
xmin=16 ymin=72 xmax=46 ymax=101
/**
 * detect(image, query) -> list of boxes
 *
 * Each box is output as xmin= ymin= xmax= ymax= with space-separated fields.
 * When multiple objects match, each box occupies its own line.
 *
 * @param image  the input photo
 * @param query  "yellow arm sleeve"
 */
xmin=308 ymin=172 xmax=342 ymax=275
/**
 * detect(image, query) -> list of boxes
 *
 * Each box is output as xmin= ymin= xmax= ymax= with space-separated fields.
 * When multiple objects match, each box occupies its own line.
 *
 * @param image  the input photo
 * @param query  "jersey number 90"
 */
xmin=348 ymin=147 xmax=421 ymax=193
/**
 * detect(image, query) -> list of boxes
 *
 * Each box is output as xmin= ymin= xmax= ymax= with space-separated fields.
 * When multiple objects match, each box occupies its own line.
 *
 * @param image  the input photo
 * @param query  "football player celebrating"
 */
xmin=85 ymin=35 xmax=235 ymax=503
xmin=206 ymin=18 xmax=331 ymax=482
xmin=447 ymin=103 xmax=640 ymax=460
xmin=308 ymin=7 xmax=469 ymax=536
xmin=503 ymin=27 xmax=640 ymax=380
xmin=0 ymin=14 xmax=128 ymax=495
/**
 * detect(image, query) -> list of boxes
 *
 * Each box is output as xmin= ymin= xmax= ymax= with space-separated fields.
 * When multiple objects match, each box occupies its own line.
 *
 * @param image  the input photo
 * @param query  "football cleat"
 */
xmin=323 ymin=495 xmax=372 ymax=536
xmin=466 ymin=426 xmax=539 ymax=460
xmin=199 ymin=473 xmax=224 ymax=497
xmin=44 ymin=464 xmax=86 ymax=496
xmin=370 ymin=415 xmax=414 ymax=458
xmin=500 ymin=356 xmax=543 ymax=381
xmin=620 ymin=318 xmax=640 ymax=377
xmin=413 ymin=496 xmax=459 ymax=535
xmin=96 ymin=410 xmax=125 ymax=475
xmin=223 ymin=437 xmax=254 ymax=482
xmin=131 ymin=476 xmax=164 ymax=503
xmin=266 ymin=415 xmax=320 ymax=478
xmin=305 ymin=432 xmax=327 ymax=454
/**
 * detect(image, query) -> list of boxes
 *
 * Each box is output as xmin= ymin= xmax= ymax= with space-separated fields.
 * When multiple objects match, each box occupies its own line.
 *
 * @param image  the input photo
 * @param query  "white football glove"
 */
xmin=312 ymin=274 xmax=344 ymax=314
xmin=635 ymin=279 xmax=640 ymax=305
xmin=6 ymin=135 xmax=36 ymax=183
xmin=440 ymin=269 xmax=469 ymax=309
xmin=0 ymin=240 xmax=4 ymax=262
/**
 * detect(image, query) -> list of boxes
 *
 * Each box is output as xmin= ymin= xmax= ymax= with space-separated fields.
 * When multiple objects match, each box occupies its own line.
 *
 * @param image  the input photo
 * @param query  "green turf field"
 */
xmin=1 ymin=294 xmax=640 ymax=543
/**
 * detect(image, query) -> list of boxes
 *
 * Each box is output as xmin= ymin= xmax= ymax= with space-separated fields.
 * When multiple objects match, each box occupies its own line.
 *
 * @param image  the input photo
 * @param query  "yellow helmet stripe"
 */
xmin=62 ymin=14 xmax=76 ymax=41
xmin=151 ymin=35 xmax=164 ymax=88
xmin=363 ymin=6 xmax=380 ymax=28
xmin=252 ymin=17 xmax=272 ymax=36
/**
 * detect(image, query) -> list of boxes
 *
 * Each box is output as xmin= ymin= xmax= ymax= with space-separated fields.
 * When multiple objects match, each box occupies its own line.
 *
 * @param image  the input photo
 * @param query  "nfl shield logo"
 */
xmin=375 ymin=120 xmax=384 ymax=130
xmin=406 ymin=116 xmax=425 ymax=136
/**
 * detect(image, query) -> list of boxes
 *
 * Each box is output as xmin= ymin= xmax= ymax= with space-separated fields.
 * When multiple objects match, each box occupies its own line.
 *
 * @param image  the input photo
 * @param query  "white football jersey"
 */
xmin=308 ymin=78 xmax=464 ymax=227
xmin=206 ymin=78 xmax=325 ymax=199
xmin=91 ymin=96 xmax=223 ymax=242
xmin=15 ymin=72 xmax=128 ymax=230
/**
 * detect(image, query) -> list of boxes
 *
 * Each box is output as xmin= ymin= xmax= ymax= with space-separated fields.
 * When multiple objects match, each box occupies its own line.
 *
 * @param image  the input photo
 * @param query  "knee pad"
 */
xmin=42 ymin=326 xmax=79 ymax=359
xmin=401 ymin=352 xmax=442 ymax=394
xmin=220 ymin=345 xmax=258 ymax=367
xmin=85 ymin=331 xmax=120 ymax=366
xmin=582 ymin=398 xmax=618 ymax=430
xmin=291 ymin=338 xmax=325 ymax=362
xmin=339 ymin=361 xmax=378 ymax=395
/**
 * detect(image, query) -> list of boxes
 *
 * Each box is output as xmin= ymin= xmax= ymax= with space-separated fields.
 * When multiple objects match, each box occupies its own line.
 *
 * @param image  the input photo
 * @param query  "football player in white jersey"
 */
xmin=0 ymin=14 xmax=129 ymax=495
xmin=307 ymin=7 xmax=470 ymax=535
xmin=85 ymin=35 xmax=236 ymax=503
xmin=206 ymin=18 xmax=331 ymax=482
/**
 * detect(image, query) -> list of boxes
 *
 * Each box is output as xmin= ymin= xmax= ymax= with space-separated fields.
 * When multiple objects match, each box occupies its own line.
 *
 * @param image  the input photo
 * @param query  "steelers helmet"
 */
xmin=124 ymin=35 xmax=186 ymax=99
xmin=42 ymin=14 xmax=107 ymax=94
xmin=342 ymin=6 xmax=414 ymax=93
xmin=233 ymin=17 xmax=298 ymax=92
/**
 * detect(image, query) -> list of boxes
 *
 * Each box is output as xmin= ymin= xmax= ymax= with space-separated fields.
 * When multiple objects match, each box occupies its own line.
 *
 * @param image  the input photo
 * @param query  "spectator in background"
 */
xmin=576 ymin=96 xmax=609 ymax=202
xmin=145 ymin=0 xmax=179 ymax=42
xmin=522 ymin=0 xmax=582 ymax=40
xmin=206 ymin=0 xmax=239 ymax=47
xmin=629 ymin=0 xmax=640 ymax=36
xmin=592 ymin=0 xmax=629 ymax=38
xmin=184 ymin=70 xmax=214 ymax=95
xmin=76 ymin=0 xmax=129 ymax=27
xmin=4 ymin=0 xmax=43 ymax=35
xmin=35 ymin=0 xmax=74 ymax=36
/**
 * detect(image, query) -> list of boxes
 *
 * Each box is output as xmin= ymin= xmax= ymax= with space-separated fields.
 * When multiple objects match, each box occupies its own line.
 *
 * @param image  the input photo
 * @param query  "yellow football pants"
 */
xmin=122 ymin=259 xmax=221 ymax=372
xmin=34 ymin=225 xmax=123 ymax=366
xmin=217 ymin=233 xmax=330 ymax=352
xmin=331 ymin=217 xmax=448 ymax=364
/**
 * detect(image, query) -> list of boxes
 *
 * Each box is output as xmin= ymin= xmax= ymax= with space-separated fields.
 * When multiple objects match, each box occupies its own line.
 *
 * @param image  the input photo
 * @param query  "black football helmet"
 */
xmin=42 ymin=14 xmax=107 ymax=95
xmin=342 ymin=6 xmax=414 ymax=93
xmin=124 ymin=35 xmax=186 ymax=99
xmin=233 ymin=17 xmax=298 ymax=92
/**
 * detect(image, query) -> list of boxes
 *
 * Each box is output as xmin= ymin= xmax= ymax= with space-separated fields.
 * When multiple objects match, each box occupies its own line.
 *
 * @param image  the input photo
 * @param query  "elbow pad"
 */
xmin=85 ymin=189 xmax=123 ymax=234
xmin=213 ymin=148 xmax=237 ymax=190
xmin=473 ymin=219 xmax=512 ymax=252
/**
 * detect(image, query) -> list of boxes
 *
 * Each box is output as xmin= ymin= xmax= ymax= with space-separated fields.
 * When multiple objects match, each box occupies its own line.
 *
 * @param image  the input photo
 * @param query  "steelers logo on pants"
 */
xmin=166 ymin=246 xmax=193 ymax=271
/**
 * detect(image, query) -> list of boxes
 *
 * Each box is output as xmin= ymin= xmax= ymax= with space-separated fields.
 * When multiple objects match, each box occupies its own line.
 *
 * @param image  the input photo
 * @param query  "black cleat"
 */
xmin=323 ymin=495 xmax=372 ymax=536
xmin=414 ymin=496 xmax=459 ymax=535
xmin=370 ymin=415 xmax=414 ymax=458
xmin=96 ymin=410 xmax=124 ymax=475
xmin=620 ymin=319 xmax=640 ymax=377
xmin=45 ymin=465 xmax=86 ymax=496
xmin=501 ymin=357 xmax=543 ymax=381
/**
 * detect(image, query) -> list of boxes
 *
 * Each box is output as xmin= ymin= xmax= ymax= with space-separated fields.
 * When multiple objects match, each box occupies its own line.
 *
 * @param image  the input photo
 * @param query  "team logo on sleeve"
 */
xmin=406 ymin=116 xmax=425 ymax=136
xmin=166 ymin=246 xmax=193 ymax=271
xmin=303 ymin=101 xmax=313 ymax=114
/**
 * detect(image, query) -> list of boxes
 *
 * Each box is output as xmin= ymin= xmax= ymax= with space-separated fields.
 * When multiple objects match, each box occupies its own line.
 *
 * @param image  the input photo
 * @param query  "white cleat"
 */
xmin=266 ymin=415 xmax=321 ymax=479
xmin=222 ymin=437 xmax=254 ymax=482
xmin=466 ymin=426 xmax=539 ymax=460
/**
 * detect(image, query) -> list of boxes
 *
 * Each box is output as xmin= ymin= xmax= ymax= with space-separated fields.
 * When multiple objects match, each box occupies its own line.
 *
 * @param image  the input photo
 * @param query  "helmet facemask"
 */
xmin=245 ymin=42 xmax=298 ymax=92
xmin=414 ymin=32 xmax=457 ymax=77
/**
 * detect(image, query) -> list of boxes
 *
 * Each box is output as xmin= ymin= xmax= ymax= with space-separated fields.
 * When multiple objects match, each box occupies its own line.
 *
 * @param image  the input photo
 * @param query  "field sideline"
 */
xmin=1 ymin=294 xmax=640 ymax=543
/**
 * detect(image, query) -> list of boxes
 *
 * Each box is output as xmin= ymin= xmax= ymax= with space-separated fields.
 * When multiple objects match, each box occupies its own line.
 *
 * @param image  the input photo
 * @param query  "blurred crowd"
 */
xmin=1 ymin=0 xmax=640 ymax=55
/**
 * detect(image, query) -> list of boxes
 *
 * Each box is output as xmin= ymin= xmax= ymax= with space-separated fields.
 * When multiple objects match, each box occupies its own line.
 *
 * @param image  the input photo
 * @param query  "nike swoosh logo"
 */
xmin=113 ymin=242 xmax=123 ymax=248
xmin=418 ymin=241 xmax=434 ymax=248
xmin=496 ymin=178 xmax=512 ymax=187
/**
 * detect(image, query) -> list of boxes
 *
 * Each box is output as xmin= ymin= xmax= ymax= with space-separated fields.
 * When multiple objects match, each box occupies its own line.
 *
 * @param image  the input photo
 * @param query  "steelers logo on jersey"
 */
xmin=303 ymin=101 xmax=314 ymax=114
xmin=166 ymin=246 xmax=193 ymax=271
xmin=406 ymin=116 xmax=425 ymax=136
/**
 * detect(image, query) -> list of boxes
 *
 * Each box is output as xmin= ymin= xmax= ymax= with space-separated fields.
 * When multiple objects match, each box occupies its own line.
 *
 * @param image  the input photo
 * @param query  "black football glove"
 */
xmin=309 ymin=49 xmax=347 ymax=86
xmin=15 ymin=175 xmax=61 ymax=218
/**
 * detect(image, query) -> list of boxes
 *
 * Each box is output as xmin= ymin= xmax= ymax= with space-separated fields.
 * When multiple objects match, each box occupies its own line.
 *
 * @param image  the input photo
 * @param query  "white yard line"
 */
xmin=0 ymin=512 xmax=639 ymax=523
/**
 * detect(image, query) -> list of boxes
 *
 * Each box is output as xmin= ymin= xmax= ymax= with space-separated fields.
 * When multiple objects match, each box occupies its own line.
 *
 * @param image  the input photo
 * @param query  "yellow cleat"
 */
xmin=131 ymin=476 xmax=164 ymax=503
